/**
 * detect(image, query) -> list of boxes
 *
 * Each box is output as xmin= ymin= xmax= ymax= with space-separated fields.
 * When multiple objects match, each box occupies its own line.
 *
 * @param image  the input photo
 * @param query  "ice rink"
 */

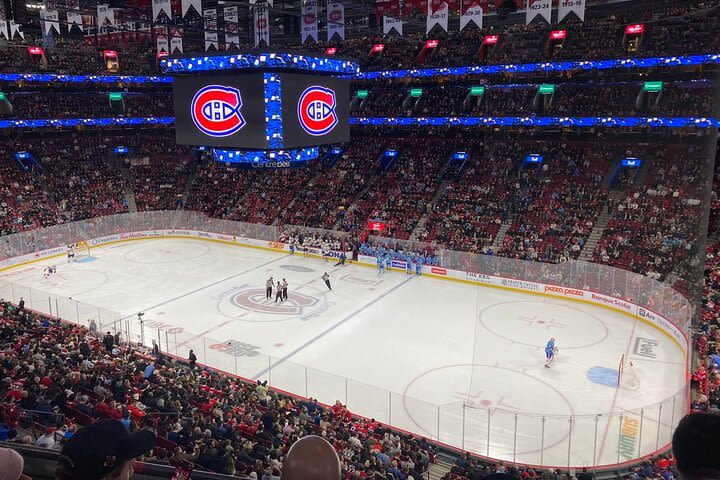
xmin=0 ymin=238 xmax=687 ymax=467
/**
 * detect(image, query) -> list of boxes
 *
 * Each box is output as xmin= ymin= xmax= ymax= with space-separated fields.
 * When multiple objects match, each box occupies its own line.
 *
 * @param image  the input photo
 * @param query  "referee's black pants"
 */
xmin=266 ymin=287 xmax=272 ymax=299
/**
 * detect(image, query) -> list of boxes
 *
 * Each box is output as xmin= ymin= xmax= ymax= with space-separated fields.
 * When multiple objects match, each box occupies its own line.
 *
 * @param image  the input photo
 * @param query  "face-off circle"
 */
xmin=479 ymin=300 xmax=608 ymax=348
xmin=216 ymin=285 xmax=328 ymax=323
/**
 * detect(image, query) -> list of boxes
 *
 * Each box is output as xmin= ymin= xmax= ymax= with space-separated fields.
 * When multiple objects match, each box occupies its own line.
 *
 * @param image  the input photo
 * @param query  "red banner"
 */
xmin=367 ymin=221 xmax=386 ymax=231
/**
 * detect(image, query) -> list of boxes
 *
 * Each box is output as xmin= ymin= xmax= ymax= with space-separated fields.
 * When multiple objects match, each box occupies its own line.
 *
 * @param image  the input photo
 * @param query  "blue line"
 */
xmin=252 ymin=275 xmax=415 ymax=379
xmin=120 ymin=253 xmax=288 ymax=320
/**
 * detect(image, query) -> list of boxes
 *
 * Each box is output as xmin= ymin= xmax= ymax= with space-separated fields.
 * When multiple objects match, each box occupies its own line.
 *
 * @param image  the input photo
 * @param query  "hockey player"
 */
xmin=405 ymin=253 xmax=412 ymax=275
xmin=377 ymin=256 xmax=385 ymax=274
xmin=43 ymin=266 xmax=56 ymax=279
xmin=67 ymin=244 xmax=75 ymax=263
xmin=384 ymin=254 xmax=392 ymax=273
xmin=282 ymin=278 xmax=288 ymax=300
xmin=334 ymin=252 xmax=347 ymax=267
xmin=415 ymin=255 xmax=423 ymax=276
xmin=544 ymin=338 xmax=558 ymax=367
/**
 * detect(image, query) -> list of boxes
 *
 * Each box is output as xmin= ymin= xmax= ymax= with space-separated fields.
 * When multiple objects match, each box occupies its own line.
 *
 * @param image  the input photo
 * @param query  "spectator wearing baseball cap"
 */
xmin=55 ymin=420 xmax=156 ymax=480
xmin=0 ymin=447 xmax=31 ymax=480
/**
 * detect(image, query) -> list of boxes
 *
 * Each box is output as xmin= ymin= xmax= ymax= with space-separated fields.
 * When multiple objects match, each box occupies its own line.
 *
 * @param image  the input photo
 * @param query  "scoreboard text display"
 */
xmin=172 ymin=72 xmax=350 ymax=149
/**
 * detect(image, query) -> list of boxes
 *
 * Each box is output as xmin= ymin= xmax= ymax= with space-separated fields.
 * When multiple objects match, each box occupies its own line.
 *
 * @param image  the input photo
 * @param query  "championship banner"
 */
xmin=460 ymin=0 xmax=483 ymax=30
xmin=170 ymin=34 xmax=183 ymax=53
xmin=426 ymin=1 xmax=448 ymax=33
xmin=152 ymin=0 xmax=171 ymax=22
xmin=41 ymin=9 xmax=60 ymax=35
xmin=65 ymin=0 xmax=81 ymax=31
xmin=203 ymin=8 xmax=218 ymax=50
xmin=526 ymin=0 xmax=551 ymax=24
xmin=8 ymin=20 xmax=23 ymax=39
xmin=181 ymin=0 xmax=201 ymax=18
xmin=301 ymin=0 xmax=318 ymax=43
xmin=327 ymin=2 xmax=344 ymax=41
xmin=97 ymin=4 xmax=114 ymax=27
xmin=224 ymin=6 xmax=239 ymax=49
xmin=156 ymin=34 xmax=169 ymax=55
xmin=558 ymin=0 xmax=585 ymax=22
xmin=383 ymin=15 xmax=402 ymax=35
xmin=253 ymin=5 xmax=269 ymax=47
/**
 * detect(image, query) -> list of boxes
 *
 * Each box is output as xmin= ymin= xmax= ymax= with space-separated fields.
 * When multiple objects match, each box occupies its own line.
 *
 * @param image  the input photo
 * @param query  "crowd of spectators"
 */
xmin=0 ymin=2 xmax=717 ymax=76
xmin=0 ymin=301 xmax=438 ymax=479
xmin=1 ymin=91 xmax=173 ymax=119
xmin=352 ymin=81 xmax=716 ymax=118
xmin=592 ymin=143 xmax=706 ymax=280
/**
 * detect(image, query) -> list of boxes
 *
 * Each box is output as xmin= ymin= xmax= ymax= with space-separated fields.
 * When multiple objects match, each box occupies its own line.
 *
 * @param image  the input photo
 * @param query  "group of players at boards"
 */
xmin=377 ymin=255 xmax=424 ymax=275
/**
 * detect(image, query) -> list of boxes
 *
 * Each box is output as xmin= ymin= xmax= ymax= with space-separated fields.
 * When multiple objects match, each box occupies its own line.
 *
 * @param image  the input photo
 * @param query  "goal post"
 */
xmin=73 ymin=241 xmax=91 ymax=259
xmin=618 ymin=354 xmax=640 ymax=390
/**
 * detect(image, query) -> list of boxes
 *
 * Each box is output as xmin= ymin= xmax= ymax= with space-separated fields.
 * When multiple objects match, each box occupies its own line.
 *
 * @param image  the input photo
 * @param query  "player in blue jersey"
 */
xmin=544 ymin=338 xmax=558 ymax=367
xmin=405 ymin=254 xmax=412 ymax=275
xmin=415 ymin=255 xmax=423 ymax=276
xmin=377 ymin=256 xmax=385 ymax=274
xmin=384 ymin=255 xmax=392 ymax=273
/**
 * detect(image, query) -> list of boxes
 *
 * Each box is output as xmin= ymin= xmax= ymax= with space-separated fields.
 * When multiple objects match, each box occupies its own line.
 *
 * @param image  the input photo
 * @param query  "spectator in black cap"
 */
xmin=672 ymin=413 xmax=720 ymax=480
xmin=55 ymin=419 xmax=156 ymax=480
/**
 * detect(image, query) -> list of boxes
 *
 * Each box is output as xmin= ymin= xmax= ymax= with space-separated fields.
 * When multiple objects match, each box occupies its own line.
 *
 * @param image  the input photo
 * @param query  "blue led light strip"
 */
xmin=161 ymin=52 xmax=360 ymax=75
xmin=0 ymin=115 xmax=717 ymax=130
xmin=0 ymin=117 xmax=175 ymax=129
xmin=213 ymin=147 xmax=319 ymax=164
xmin=264 ymin=73 xmax=283 ymax=149
xmin=2 ymin=53 xmax=718 ymax=84
xmin=350 ymin=116 xmax=720 ymax=128
xmin=355 ymin=53 xmax=720 ymax=80
xmin=0 ymin=73 xmax=171 ymax=84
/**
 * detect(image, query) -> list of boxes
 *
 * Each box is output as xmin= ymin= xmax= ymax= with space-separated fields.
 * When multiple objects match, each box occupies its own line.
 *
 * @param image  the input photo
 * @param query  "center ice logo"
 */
xmin=297 ymin=86 xmax=338 ymax=136
xmin=232 ymin=288 xmax=319 ymax=315
xmin=191 ymin=85 xmax=245 ymax=137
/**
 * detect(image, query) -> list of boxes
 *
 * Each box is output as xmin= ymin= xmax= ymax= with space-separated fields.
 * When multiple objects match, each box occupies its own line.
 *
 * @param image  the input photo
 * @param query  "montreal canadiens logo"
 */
xmin=297 ymin=86 xmax=338 ymax=136
xmin=329 ymin=9 xmax=342 ymax=21
xmin=190 ymin=85 xmax=245 ymax=137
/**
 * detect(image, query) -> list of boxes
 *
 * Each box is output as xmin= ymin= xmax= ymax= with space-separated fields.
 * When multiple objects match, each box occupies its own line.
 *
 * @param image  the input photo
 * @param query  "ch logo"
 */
xmin=297 ymin=86 xmax=338 ymax=136
xmin=190 ymin=85 xmax=245 ymax=137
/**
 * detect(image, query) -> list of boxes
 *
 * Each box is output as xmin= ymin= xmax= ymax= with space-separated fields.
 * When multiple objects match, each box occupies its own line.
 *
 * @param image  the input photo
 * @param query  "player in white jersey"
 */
xmin=43 ymin=266 xmax=57 ymax=279
xmin=67 ymin=244 xmax=76 ymax=263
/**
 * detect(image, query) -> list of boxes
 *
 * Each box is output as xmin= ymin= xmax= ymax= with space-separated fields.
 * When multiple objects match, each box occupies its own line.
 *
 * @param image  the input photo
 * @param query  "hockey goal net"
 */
xmin=618 ymin=354 xmax=640 ymax=390
xmin=70 ymin=241 xmax=91 ymax=259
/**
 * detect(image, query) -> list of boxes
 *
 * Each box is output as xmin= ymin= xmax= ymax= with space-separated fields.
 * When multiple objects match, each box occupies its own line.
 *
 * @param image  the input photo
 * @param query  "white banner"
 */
xmin=526 ymin=0 xmax=551 ymax=24
xmin=460 ymin=1 xmax=483 ymax=30
xmin=558 ymin=0 xmax=585 ymax=22
xmin=41 ymin=9 xmax=60 ymax=35
xmin=97 ymin=4 xmax=114 ymax=27
xmin=383 ymin=15 xmax=402 ymax=35
xmin=0 ymin=21 xmax=7 ymax=40
xmin=301 ymin=0 xmax=318 ymax=43
xmin=170 ymin=35 xmax=183 ymax=53
xmin=65 ymin=0 xmax=81 ymax=31
xmin=152 ymin=0 xmax=171 ymax=22
xmin=156 ymin=35 xmax=169 ymax=54
xmin=224 ymin=6 xmax=239 ymax=49
xmin=253 ymin=5 xmax=269 ymax=47
xmin=8 ymin=20 xmax=23 ymax=39
xmin=204 ymin=8 xmax=218 ymax=50
xmin=426 ymin=2 xmax=448 ymax=33
xmin=327 ymin=2 xmax=344 ymax=41
xmin=181 ymin=0 xmax=201 ymax=17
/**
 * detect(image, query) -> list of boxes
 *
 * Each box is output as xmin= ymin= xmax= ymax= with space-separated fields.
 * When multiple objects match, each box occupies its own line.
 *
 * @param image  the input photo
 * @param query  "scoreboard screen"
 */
xmin=280 ymin=73 xmax=350 ymax=148
xmin=173 ymin=72 xmax=267 ymax=149
xmin=172 ymin=71 xmax=350 ymax=150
